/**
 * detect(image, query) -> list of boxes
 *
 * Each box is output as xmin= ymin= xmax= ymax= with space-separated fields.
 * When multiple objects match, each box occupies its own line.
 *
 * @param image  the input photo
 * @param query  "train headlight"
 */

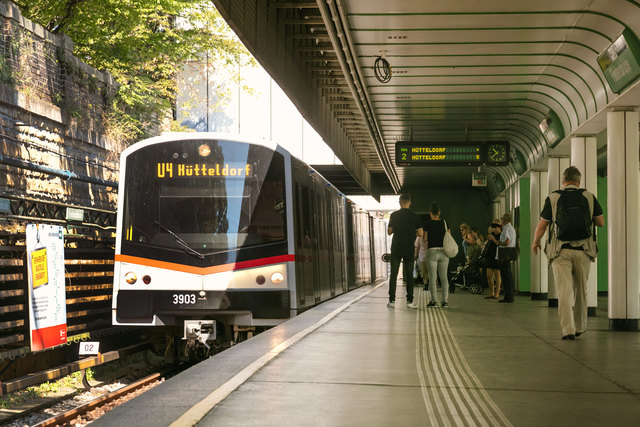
xmin=271 ymin=272 xmax=284 ymax=284
xmin=256 ymin=275 xmax=266 ymax=285
xmin=142 ymin=275 xmax=151 ymax=284
xmin=198 ymin=144 xmax=211 ymax=157
xmin=124 ymin=272 xmax=137 ymax=284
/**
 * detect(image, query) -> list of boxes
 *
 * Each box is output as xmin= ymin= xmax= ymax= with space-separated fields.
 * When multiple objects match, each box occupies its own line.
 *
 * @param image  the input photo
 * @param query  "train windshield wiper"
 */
xmin=154 ymin=221 xmax=205 ymax=260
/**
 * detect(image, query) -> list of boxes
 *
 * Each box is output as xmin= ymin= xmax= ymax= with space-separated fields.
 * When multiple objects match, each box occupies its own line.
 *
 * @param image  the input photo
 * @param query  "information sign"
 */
xmin=597 ymin=29 xmax=640 ymax=94
xmin=0 ymin=198 xmax=10 ymax=214
xmin=26 ymin=224 xmax=67 ymax=351
xmin=395 ymin=142 xmax=482 ymax=166
xmin=472 ymin=172 xmax=487 ymax=187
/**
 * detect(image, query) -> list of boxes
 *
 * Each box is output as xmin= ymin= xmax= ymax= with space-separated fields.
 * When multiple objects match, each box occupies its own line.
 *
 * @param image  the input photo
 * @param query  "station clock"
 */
xmin=484 ymin=142 xmax=510 ymax=166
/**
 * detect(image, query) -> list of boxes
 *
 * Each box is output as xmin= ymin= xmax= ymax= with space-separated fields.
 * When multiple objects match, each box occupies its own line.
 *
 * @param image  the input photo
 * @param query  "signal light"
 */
xmin=124 ymin=272 xmax=137 ymax=284
xmin=198 ymin=144 xmax=211 ymax=157
xmin=271 ymin=272 xmax=284 ymax=284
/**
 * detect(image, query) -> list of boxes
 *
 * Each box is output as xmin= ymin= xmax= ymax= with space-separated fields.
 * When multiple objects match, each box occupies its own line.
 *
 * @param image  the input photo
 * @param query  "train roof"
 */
xmin=121 ymin=133 xmax=286 ymax=158
xmin=120 ymin=132 xmax=373 ymax=215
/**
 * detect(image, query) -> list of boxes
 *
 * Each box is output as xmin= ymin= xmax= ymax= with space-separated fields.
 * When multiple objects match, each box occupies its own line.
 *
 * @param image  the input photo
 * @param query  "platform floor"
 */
xmin=94 ymin=282 xmax=640 ymax=427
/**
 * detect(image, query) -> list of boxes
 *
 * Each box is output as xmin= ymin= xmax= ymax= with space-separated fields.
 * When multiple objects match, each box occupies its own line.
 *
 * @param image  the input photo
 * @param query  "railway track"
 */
xmin=33 ymin=372 xmax=165 ymax=427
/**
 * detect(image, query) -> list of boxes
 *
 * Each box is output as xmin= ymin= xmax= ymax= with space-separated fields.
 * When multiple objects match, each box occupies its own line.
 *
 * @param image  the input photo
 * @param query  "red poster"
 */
xmin=30 ymin=323 xmax=67 ymax=351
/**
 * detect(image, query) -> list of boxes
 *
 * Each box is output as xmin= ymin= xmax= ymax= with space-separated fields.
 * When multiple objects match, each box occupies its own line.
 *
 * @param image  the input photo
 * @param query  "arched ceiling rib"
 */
xmin=212 ymin=0 xmax=640 ymax=198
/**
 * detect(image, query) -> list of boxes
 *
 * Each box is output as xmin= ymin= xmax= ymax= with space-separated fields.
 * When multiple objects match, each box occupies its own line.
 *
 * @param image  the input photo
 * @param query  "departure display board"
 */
xmin=395 ymin=142 xmax=482 ymax=166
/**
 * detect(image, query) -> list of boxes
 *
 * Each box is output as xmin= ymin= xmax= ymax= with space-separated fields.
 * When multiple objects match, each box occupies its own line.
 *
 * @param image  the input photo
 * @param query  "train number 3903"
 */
xmin=172 ymin=294 xmax=197 ymax=305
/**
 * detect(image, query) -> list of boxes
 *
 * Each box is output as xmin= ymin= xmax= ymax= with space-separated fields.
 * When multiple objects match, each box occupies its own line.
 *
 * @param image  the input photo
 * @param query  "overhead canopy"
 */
xmin=212 ymin=0 xmax=640 ymax=198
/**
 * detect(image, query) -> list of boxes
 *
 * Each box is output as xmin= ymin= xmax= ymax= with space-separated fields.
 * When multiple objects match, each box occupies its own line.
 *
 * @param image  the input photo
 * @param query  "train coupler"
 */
xmin=183 ymin=320 xmax=216 ymax=350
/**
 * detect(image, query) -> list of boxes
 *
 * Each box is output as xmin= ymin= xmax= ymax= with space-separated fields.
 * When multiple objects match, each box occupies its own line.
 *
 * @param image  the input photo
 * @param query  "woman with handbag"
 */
xmin=424 ymin=202 xmax=453 ymax=308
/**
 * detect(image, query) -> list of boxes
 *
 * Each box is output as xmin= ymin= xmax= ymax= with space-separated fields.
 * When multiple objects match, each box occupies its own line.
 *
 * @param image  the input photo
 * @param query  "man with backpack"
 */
xmin=532 ymin=166 xmax=604 ymax=340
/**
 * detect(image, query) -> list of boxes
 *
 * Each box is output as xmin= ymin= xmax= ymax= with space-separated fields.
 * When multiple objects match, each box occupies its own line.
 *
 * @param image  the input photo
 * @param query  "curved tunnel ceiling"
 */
xmin=212 ymin=0 xmax=640 ymax=198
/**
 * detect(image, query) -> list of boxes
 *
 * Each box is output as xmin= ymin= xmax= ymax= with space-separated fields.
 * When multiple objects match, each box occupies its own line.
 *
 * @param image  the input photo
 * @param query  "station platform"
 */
xmin=94 ymin=281 xmax=640 ymax=427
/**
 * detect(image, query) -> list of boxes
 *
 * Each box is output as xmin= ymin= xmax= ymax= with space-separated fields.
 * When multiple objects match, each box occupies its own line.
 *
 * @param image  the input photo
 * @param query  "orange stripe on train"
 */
xmin=114 ymin=254 xmax=295 ymax=275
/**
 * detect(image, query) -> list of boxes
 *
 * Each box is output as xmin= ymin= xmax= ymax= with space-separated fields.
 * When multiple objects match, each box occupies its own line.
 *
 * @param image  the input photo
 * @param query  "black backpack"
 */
xmin=554 ymin=189 xmax=592 ymax=241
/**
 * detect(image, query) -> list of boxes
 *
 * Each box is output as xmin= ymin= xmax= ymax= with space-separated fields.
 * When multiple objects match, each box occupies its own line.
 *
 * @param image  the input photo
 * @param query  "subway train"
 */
xmin=112 ymin=133 xmax=387 ymax=356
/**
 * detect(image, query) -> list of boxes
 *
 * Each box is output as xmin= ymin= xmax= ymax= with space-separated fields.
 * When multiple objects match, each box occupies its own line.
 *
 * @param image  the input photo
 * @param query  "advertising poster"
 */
xmin=26 ymin=224 xmax=67 ymax=351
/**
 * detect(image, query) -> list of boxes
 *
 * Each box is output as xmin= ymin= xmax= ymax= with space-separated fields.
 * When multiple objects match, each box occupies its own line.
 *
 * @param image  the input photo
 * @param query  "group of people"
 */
xmin=387 ymin=195 xmax=451 ymax=309
xmin=459 ymin=214 xmax=517 ymax=303
xmin=386 ymin=166 xmax=603 ymax=340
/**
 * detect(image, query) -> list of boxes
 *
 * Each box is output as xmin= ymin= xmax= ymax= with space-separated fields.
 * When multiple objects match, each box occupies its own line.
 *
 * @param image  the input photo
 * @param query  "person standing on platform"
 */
xmin=387 ymin=194 xmax=423 ymax=309
xmin=532 ymin=166 xmax=604 ymax=340
xmin=483 ymin=220 xmax=502 ymax=299
xmin=488 ymin=213 xmax=516 ymax=303
xmin=424 ymin=202 xmax=451 ymax=308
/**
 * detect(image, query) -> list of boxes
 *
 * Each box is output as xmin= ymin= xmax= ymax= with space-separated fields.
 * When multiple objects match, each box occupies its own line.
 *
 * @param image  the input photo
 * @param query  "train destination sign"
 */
xmin=156 ymin=162 xmax=251 ymax=178
xmin=395 ymin=142 xmax=482 ymax=166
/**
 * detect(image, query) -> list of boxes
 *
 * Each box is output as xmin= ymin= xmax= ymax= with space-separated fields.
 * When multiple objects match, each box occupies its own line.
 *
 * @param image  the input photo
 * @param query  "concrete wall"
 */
xmin=0 ymin=1 xmax=120 ymax=214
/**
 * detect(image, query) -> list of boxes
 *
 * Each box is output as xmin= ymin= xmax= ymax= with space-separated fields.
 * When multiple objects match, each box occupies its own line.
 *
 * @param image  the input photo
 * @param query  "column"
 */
xmin=607 ymin=109 xmax=639 ymax=331
xmin=492 ymin=199 xmax=501 ymax=221
xmin=504 ymin=186 xmax=512 ymax=215
xmin=530 ymin=170 xmax=548 ymax=299
xmin=547 ymin=156 xmax=570 ymax=307
xmin=495 ymin=195 xmax=505 ymax=219
xmin=571 ymin=136 xmax=599 ymax=316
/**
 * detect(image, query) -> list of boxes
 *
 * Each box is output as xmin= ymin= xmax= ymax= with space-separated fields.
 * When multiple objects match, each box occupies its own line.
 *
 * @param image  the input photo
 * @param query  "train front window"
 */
xmin=122 ymin=139 xmax=287 ymax=259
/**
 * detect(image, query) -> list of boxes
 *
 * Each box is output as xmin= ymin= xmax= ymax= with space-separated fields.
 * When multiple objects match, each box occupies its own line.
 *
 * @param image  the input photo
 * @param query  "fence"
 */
xmin=0 ymin=243 xmax=115 ymax=361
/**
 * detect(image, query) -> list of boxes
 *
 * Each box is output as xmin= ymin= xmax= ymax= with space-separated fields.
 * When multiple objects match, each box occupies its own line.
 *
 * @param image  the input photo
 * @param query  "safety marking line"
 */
xmin=415 ymin=288 xmax=513 ymax=427
xmin=169 ymin=281 xmax=387 ymax=427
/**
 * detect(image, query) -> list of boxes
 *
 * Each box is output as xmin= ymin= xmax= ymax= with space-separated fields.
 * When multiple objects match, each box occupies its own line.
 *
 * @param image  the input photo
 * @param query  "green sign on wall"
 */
xmin=538 ymin=109 xmax=565 ymax=147
xmin=597 ymin=28 xmax=640 ymax=94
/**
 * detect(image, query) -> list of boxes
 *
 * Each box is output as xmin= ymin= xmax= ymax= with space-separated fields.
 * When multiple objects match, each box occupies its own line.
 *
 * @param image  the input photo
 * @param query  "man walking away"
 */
xmin=532 ymin=166 xmax=604 ymax=340
xmin=388 ymin=194 xmax=423 ymax=309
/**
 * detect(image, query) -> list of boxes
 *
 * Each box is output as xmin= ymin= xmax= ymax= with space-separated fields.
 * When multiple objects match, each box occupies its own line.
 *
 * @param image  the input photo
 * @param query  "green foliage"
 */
xmin=0 ymin=369 xmax=94 ymax=409
xmin=14 ymin=0 xmax=254 ymax=143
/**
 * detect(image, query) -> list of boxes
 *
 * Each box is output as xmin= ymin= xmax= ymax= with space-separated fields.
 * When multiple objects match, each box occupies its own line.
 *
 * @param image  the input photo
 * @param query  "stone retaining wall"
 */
xmin=0 ymin=1 xmax=122 ymax=215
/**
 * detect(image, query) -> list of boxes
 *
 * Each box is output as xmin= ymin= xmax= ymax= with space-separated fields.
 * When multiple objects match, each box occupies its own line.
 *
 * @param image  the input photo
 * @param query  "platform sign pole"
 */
xmin=607 ymin=110 xmax=639 ymax=331
xmin=26 ymin=224 xmax=67 ymax=350
xmin=530 ymin=170 xmax=548 ymax=300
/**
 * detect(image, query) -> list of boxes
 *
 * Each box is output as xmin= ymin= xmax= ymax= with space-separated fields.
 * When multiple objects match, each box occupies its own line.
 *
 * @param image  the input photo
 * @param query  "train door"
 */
xmin=369 ymin=216 xmax=376 ymax=280
xmin=324 ymin=187 xmax=336 ymax=297
xmin=351 ymin=204 xmax=363 ymax=288
xmin=310 ymin=176 xmax=325 ymax=302
xmin=345 ymin=201 xmax=356 ymax=289
xmin=354 ymin=209 xmax=365 ymax=285
xmin=293 ymin=164 xmax=315 ymax=309
xmin=331 ymin=193 xmax=346 ymax=295
xmin=359 ymin=211 xmax=371 ymax=283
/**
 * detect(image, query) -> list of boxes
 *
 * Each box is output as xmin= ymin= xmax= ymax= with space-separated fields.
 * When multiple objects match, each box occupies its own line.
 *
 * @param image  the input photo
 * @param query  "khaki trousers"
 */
xmin=551 ymin=249 xmax=592 ymax=336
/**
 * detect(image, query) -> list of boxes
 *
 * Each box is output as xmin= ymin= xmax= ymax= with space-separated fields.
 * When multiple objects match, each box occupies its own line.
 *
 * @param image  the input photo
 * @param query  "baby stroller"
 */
xmin=450 ymin=252 xmax=485 ymax=294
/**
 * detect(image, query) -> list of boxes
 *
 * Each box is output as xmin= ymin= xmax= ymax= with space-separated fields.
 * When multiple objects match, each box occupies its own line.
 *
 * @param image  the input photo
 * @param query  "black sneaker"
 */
xmin=562 ymin=334 xmax=575 ymax=340
xmin=441 ymin=301 xmax=448 ymax=308
xmin=427 ymin=301 xmax=438 ymax=308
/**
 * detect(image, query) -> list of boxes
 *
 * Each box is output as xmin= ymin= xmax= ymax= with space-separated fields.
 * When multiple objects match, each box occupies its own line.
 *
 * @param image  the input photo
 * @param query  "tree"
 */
xmin=14 ymin=0 xmax=254 ymax=142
